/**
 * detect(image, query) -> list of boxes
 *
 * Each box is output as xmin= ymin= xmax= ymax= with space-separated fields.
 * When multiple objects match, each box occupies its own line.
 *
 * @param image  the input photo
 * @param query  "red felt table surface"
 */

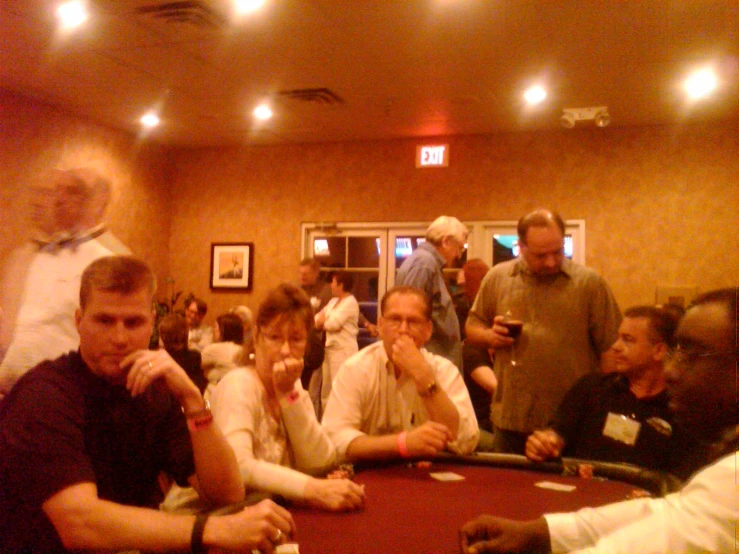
xmin=289 ymin=462 xmax=644 ymax=554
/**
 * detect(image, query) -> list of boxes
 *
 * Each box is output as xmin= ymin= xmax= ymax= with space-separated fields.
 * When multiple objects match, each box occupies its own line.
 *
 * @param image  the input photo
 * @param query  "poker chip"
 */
xmin=626 ymin=488 xmax=652 ymax=499
xmin=577 ymin=464 xmax=594 ymax=479
xmin=339 ymin=463 xmax=356 ymax=479
xmin=327 ymin=464 xmax=355 ymax=480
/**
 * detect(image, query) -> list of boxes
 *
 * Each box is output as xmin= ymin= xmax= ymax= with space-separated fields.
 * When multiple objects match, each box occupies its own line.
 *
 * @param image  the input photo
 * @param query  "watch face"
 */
xmin=420 ymin=381 xmax=438 ymax=397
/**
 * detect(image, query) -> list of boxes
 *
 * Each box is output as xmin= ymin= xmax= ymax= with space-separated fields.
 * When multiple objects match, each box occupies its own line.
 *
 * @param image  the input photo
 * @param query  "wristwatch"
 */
xmin=418 ymin=380 xmax=439 ymax=398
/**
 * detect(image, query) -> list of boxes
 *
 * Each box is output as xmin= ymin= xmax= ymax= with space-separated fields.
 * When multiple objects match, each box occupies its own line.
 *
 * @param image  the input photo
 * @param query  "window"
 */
xmin=303 ymin=219 xmax=585 ymax=316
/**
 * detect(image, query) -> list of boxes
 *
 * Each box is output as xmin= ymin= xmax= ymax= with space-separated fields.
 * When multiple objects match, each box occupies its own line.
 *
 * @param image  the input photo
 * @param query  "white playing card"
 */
xmin=535 ymin=481 xmax=576 ymax=492
xmin=275 ymin=543 xmax=300 ymax=554
xmin=429 ymin=472 xmax=466 ymax=482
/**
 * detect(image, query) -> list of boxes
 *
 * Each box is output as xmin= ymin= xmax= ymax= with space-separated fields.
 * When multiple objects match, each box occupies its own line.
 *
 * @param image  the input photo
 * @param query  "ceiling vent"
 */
xmin=277 ymin=88 xmax=344 ymax=105
xmin=136 ymin=1 xmax=226 ymax=28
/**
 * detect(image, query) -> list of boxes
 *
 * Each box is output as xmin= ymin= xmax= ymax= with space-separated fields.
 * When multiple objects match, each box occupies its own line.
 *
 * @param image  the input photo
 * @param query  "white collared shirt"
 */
xmin=545 ymin=452 xmax=739 ymax=553
xmin=322 ymin=341 xmax=479 ymax=461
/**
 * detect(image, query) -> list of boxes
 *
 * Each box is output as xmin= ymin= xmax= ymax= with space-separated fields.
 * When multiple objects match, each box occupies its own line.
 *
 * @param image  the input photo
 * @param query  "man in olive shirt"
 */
xmin=466 ymin=209 xmax=621 ymax=454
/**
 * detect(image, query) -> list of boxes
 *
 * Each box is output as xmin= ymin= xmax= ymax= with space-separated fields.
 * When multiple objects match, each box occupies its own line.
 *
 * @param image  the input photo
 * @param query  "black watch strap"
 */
xmin=191 ymin=513 xmax=209 ymax=554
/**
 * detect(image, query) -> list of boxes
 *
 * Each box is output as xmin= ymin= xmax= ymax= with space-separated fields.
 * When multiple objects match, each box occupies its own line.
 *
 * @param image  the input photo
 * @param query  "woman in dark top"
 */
xmin=158 ymin=313 xmax=206 ymax=393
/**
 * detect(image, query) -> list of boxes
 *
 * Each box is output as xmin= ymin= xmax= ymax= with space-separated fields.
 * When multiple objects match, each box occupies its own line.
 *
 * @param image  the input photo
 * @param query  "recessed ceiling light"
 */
xmin=523 ymin=85 xmax=547 ymax=105
xmin=140 ymin=112 xmax=160 ymax=128
xmin=253 ymin=104 xmax=273 ymax=121
xmin=684 ymin=68 xmax=717 ymax=100
xmin=234 ymin=0 xmax=266 ymax=15
xmin=56 ymin=1 xmax=88 ymax=30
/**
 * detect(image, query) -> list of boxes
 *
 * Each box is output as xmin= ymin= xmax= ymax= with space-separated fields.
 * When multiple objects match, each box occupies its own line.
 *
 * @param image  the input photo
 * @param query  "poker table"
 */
xmin=287 ymin=453 xmax=677 ymax=554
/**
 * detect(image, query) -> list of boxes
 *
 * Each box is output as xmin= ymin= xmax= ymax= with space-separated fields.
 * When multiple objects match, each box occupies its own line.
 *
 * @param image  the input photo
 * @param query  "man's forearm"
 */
xmin=45 ymin=485 xmax=195 ymax=552
xmin=465 ymin=321 xmax=495 ymax=348
xmin=423 ymin=390 xmax=460 ymax=437
xmin=345 ymin=434 xmax=401 ymax=462
xmin=190 ymin=420 xmax=245 ymax=506
xmin=470 ymin=366 xmax=497 ymax=394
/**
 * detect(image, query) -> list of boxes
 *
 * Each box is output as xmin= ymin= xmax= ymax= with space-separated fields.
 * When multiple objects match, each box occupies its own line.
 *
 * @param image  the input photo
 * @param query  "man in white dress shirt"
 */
xmin=323 ymin=285 xmax=479 ymax=462
xmin=459 ymin=287 xmax=739 ymax=554
xmin=0 ymin=167 xmax=129 ymax=396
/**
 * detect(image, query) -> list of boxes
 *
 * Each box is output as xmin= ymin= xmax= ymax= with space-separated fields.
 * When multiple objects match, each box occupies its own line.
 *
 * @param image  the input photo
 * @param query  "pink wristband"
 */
xmin=397 ymin=431 xmax=409 ymax=458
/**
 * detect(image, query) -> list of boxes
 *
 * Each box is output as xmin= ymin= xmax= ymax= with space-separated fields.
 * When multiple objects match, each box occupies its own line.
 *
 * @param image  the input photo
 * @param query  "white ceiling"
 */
xmin=1 ymin=0 xmax=738 ymax=147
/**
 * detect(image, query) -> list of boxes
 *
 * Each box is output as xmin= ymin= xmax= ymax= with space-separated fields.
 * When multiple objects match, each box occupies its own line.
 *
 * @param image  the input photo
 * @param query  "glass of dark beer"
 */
xmin=502 ymin=310 xmax=523 ymax=366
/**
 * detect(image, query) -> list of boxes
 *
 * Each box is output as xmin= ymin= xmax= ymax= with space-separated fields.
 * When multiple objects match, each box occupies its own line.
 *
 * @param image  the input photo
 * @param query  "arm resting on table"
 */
xmin=44 ymin=482 xmax=197 ymax=552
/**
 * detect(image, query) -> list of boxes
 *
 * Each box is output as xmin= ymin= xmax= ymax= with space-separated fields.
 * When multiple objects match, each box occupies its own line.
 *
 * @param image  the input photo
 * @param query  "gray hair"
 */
xmin=425 ymin=216 xmax=468 ymax=246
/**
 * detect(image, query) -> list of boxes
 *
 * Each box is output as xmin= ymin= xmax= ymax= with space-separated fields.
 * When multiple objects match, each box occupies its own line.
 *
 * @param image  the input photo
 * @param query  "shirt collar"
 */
xmin=417 ymin=240 xmax=446 ymax=269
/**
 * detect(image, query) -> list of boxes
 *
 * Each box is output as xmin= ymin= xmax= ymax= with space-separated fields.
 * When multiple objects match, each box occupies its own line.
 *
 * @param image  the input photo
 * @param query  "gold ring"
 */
xmin=147 ymin=361 xmax=153 ymax=370
xmin=272 ymin=529 xmax=284 ymax=543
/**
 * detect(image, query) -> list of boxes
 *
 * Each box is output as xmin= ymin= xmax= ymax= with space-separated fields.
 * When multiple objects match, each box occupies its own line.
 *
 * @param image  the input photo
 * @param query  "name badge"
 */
xmin=602 ymin=413 xmax=641 ymax=445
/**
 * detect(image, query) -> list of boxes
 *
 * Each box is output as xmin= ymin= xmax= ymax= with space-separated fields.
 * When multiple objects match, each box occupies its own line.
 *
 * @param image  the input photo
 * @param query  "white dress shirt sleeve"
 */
xmin=322 ymin=354 xmax=369 ymax=462
xmin=545 ymin=453 xmax=739 ymax=553
xmin=426 ymin=351 xmax=479 ymax=455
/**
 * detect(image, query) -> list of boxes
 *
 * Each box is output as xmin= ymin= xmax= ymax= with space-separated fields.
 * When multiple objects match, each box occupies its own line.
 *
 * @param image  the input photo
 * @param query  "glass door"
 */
xmin=306 ymin=228 xmax=388 ymax=325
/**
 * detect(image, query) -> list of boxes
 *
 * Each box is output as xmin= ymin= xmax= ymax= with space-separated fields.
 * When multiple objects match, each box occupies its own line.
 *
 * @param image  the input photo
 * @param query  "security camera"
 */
xmin=560 ymin=112 xmax=576 ymax=129
xmin=594 ymin=110 xmax=611 ymax=127
xmin=560 ymin=106 xmax=609 ymax=129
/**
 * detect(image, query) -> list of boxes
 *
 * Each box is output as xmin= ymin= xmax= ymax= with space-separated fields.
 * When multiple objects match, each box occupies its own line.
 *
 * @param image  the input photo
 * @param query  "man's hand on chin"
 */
xmin=391 ymin=335 xmax=429 ymax=381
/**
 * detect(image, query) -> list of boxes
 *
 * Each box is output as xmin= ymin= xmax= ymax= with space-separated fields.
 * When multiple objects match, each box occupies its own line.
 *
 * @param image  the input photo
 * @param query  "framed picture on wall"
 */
xmin=210 ymin=243 xmax=254 ymax=290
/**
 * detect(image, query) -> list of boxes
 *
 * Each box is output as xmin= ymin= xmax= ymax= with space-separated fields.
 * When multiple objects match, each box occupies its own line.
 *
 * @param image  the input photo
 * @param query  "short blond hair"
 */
xmin=425 ymin=216 xmax=468 ymax=246
xmin=80 ymin=256 xmax=156 ymax=311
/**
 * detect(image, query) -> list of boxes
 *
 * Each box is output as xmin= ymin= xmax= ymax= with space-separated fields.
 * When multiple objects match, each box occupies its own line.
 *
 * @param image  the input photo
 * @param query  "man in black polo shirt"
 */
xmin=0 ymin=256 xmax=294 ymax=553
xmin=524 ymin=305 xmax=684 ymax=473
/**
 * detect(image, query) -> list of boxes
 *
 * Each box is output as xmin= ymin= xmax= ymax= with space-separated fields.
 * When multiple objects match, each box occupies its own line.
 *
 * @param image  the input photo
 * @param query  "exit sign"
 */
xmin=416 ymin=144 xmax=449 ymax=168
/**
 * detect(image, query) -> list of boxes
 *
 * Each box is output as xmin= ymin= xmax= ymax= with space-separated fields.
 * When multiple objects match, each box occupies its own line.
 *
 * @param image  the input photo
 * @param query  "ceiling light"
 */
xmin=684 ymin=68 xmax=717 ymax=100
xmin=140 ymin=112 xmax=160 ymax=128
xmin=560 ymin=106 xmax=610 ymax=129
xmin=234 ymin=0 xmax=266 ymax=15
xmin=523 ymin=86 xmax=547 ymax=105
xmin=56 ymin=1 xmax=88 ymax=30
xmin=253 ymin=104 xmax=273 ymax=121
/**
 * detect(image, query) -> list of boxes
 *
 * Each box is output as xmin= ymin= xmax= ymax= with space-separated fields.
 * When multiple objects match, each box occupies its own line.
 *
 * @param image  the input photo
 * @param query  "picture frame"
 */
xmin=210 ymin=243 xmax=254 ymax=290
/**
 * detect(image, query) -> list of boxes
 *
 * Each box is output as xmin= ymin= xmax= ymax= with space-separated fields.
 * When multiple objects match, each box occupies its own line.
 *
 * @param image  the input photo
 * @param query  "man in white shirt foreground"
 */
xmin=323 ymin=285 xmax=479 ymax=462
xmin=459 ymin=287 xmax=738 ymax=554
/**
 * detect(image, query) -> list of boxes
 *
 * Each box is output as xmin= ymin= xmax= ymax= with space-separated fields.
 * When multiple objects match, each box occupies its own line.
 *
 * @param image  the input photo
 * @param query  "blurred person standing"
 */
xmin=0 ymin=167 xmax=130 ymax=397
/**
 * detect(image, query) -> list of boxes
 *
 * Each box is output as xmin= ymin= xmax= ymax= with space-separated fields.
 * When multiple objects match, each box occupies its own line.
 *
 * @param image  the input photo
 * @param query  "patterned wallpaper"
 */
xmin=169 ymin=122 xmax=739 ymax=323
xmin=2 ymin=88 xmax=737 ymax=330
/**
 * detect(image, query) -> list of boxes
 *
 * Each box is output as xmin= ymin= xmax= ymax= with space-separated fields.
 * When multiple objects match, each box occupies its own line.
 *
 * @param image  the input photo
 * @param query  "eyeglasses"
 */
xmin=667 ymin=344 xmax=737 ymax=364
xmin=449 ymin=237 xmax=467 ymax=253
xmin=382 ymin=314 xmax=427 ymax=331
xmin=261 ymin=333 xmax=307 ymax=349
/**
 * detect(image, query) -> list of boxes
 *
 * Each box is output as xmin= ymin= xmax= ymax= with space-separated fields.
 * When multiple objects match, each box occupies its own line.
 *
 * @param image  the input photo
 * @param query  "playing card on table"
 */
xmin=535 ymin=481 xmax=576 ymax=492
xmin=429 ymin=471 xmax=466 ymax=482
